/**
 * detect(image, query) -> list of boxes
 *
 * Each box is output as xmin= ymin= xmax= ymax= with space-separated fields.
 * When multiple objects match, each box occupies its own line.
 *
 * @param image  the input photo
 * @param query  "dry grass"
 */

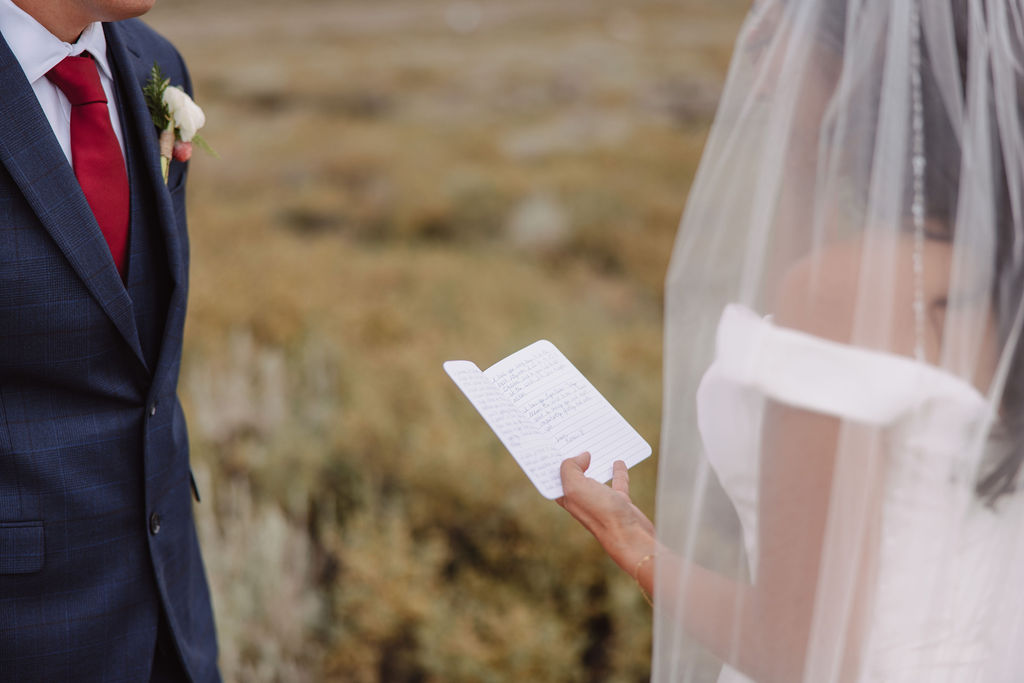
xmin=143 ymin=1 xmax=745 ymax=680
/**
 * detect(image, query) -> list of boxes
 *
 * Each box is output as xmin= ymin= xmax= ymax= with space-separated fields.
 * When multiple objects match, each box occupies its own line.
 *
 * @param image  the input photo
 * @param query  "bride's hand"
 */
xmin=557 ymin=452 xmax=656 ymax=575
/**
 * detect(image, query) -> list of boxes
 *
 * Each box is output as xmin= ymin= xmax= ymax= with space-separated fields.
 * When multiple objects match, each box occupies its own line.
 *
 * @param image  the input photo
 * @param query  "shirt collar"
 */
xmin=0 ymin=0 xmax=112 ymax=85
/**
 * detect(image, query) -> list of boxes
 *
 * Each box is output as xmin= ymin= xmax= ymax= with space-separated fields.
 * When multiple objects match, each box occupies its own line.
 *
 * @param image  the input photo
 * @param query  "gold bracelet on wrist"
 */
xmin=633 ymin=553 xmax=655 ymax=607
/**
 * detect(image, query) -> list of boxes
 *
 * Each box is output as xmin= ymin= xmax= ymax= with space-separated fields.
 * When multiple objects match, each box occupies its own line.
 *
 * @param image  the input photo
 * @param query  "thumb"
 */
xmin=557 ymin=452 xmax=591 ymax=508
xmin=561 ymin=451 xmax=592 ymax=476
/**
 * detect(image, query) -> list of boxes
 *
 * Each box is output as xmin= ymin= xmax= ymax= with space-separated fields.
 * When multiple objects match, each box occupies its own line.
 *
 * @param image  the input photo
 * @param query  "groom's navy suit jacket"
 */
xmin=0 ymin=19 xmax=218 ymax=682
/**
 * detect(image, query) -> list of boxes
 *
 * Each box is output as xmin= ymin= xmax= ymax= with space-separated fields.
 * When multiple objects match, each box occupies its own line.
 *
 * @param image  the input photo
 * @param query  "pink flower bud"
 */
xmin=172 ymin=140 xmax=193 ymax=162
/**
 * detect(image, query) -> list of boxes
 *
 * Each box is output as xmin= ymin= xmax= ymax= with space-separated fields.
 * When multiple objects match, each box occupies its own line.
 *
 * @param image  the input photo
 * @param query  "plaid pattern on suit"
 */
xmin=0 ymin=19 xmax=218 ymax=682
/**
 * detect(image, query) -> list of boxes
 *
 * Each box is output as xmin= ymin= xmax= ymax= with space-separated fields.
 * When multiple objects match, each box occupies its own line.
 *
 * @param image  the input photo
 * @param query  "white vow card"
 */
xmin=444 ymin=340 xmax=652 ymax=499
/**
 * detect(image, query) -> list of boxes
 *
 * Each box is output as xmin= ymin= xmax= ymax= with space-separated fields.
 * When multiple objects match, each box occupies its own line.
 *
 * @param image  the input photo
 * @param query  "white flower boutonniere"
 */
xmin=143 ymin=64 xmax=214 ymax=183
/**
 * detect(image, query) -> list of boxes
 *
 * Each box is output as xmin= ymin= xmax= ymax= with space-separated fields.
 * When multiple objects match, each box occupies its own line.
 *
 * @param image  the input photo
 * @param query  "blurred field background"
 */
xmin=145 ymin=1 xmax=746 ymax=680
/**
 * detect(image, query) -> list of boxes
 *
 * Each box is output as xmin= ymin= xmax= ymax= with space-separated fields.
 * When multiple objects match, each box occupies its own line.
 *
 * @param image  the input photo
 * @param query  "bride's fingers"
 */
xmin=559 ymin=452 xmax=592 ymax=508
xmin=573 ymin=451 xmax=592 ymax=471
xmin=560 ymin=452 xmax=592 ymax=483
xmin=611 ymin=460 xmax=630 ymax=495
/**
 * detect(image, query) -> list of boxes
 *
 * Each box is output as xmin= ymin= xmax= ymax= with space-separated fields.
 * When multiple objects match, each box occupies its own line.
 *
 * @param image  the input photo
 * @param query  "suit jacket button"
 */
xmin=149 ymin=403 xmax=158 ymax=417
xmin=149 ymin=512 xmax=162 ymax=535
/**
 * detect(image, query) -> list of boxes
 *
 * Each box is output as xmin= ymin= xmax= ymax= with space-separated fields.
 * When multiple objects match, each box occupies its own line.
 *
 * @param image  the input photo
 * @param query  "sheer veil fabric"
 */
xmin=655 ymin=1 xmax=1024 ymax=681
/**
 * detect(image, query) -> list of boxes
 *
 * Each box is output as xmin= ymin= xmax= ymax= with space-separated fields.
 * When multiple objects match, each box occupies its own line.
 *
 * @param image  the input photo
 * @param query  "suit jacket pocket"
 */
xmin=0 ymin=521 xmax=44 ymax=574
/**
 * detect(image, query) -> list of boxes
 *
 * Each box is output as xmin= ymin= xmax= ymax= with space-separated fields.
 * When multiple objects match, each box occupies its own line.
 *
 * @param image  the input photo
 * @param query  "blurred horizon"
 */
xmin=143 ymin=1 xmax=747 ymax=680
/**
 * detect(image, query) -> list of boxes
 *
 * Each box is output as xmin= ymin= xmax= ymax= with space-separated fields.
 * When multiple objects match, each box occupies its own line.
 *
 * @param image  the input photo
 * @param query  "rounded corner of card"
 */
xmin=443 ymin=360 xmax=475 ymax=379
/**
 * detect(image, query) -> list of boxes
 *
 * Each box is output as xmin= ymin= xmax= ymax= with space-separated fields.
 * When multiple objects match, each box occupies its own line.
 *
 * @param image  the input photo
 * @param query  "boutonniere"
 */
xmin=143 ymin=64 xmax=213 ymax=183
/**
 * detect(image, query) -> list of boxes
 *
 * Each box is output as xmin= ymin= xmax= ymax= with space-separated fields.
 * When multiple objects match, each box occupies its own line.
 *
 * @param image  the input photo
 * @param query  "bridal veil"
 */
xmin=656 ymin=0 xmax=1024 ymax=680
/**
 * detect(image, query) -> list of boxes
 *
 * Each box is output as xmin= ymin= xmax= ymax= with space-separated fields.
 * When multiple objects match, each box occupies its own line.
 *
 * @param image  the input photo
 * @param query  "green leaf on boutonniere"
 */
xmin=191 ymin=133 xmax=218 ymax=158
xmin=143 ymin=63 xmax=171 ymax=130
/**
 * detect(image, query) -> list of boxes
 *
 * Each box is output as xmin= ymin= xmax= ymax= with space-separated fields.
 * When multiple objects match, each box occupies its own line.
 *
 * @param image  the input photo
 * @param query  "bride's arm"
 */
xmin=560 ymin=454 xmax=792 ymax=682
xmin=560 ymin=455 xmax=767 ymax=671
xmin=559 ymin=245 xmax=898 ymax=682
xmin=560 ymin=413 xmax=860 ymax=683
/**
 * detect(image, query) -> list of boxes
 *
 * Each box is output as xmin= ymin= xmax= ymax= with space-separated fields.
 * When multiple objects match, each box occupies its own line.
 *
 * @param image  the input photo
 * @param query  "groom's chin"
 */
xmin=81 ymin=0 xmax=158 ymax=23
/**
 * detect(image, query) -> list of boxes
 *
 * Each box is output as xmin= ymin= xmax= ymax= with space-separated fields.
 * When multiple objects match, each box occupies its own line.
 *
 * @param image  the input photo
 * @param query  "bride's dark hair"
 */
xmin=810 ymin=0 xmax=1024 ymax=502
xmin=920 ymin=2 xmax=1024 ymax=503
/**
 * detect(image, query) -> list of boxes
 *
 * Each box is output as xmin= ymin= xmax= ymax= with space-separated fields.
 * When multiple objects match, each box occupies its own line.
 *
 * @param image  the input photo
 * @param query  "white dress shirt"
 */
xmin=0 ymin=0 xmax=127 ymax=164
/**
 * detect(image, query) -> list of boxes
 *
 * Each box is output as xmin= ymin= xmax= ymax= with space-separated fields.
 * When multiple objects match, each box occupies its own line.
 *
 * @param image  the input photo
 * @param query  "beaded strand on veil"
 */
xmin=909 ymin=0 xmax=927 ymax=363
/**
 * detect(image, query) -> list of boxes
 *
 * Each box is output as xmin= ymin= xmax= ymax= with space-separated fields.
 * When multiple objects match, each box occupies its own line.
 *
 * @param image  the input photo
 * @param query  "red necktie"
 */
xmin=46 ymin=54 xmax=130 ymax=278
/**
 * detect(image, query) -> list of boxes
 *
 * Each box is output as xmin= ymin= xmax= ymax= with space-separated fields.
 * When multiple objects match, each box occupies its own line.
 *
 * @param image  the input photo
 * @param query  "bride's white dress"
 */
xmin=695 ymin=304 xmax=1024 ymax=682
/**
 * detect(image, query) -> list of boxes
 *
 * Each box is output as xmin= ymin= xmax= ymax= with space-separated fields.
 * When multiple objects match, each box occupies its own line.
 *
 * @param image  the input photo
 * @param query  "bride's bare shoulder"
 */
xmin=773 ymin=234 xmax=952 ymax=358
xmin=773 ymin=239 xmax=868 ymax=342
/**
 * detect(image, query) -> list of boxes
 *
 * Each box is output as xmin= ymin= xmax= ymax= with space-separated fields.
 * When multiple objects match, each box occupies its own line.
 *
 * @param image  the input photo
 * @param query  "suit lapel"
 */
xmin=0 ymin=33 xmax=146 ymax=367
xmin=104 ymin=23 xmax=184 ymax=290
xmin=104 ymin=23 xmax=188 ymax=395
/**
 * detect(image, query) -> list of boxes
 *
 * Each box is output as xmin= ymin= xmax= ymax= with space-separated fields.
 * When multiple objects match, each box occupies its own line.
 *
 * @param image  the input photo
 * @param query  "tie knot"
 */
xmin=46 ymin=55 xmax=107 ymax=106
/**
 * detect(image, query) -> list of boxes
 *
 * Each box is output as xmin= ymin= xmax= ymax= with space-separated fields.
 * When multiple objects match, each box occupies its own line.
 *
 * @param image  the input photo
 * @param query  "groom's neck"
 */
xmin=12 ymin=0 xmax=156 ymax=43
